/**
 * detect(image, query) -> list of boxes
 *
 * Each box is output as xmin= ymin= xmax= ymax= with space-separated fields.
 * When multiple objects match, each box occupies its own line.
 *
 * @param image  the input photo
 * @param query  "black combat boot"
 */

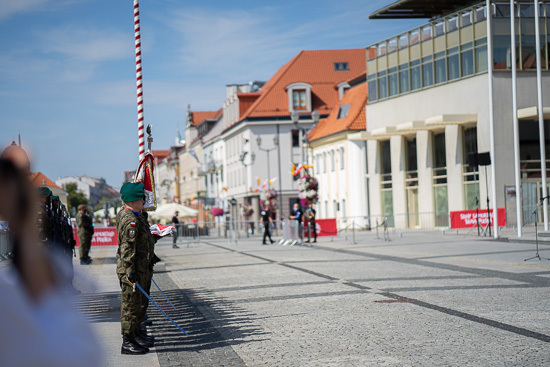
xmin=134 ymin=331 xmax=154 ymax=348
xmin=121 ymin=334 xmax=149 ymax=355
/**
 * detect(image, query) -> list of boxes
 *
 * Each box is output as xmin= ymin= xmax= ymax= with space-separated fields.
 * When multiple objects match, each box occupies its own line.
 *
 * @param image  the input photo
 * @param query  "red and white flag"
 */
xmin=135 ymin=152 xmax=157 ymax=211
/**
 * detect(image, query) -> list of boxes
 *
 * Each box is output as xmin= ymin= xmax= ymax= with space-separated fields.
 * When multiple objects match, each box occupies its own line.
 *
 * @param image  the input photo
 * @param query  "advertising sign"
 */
xmin=74 ymin=227 xmax=118 ymax=247
xmin=449 ymin=208 xmax=506 ymax=229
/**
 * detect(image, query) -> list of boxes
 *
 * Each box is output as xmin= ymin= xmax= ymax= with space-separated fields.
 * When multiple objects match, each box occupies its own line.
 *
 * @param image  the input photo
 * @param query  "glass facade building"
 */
xmin=367 ymin=2 xmax=550 ymax=104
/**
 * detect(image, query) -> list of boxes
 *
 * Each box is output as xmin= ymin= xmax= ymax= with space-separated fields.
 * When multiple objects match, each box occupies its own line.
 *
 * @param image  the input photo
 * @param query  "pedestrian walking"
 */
xmin=171 ymin=211 xmax=180 ymax=248
xmin=260 ymin=205 xmax=275 ymax=245
xmin=289 ymin=203 xmax=304 ymax=244
xmin=306 ymin=203 xmax=317 ymax=243
xmin=76 ymin=204 xmax=94 ymax=265
xmin=115 ymin=182 xmax=156 ymax=355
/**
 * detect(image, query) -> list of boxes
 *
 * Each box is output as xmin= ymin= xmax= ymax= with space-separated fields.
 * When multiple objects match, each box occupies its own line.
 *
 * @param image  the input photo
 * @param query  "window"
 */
xmin=292 ymin=129 xmax=299 ymax=147
xmin=435 ymin=21 xmax=445 ymax=37
xmin=447 ymin=17 xmax=458 ymax=33
xmin=461 ymin=43 xmax=474 ymax=77
xmin=378 ymin=43 xmax=387 ymax=56
xmin=410 ymin=29 xmax=420 ymax=45
xmin=435 ymin=52 xmax=446 ymax=84
xmin=388 ymin=67 xmax=398 ymax=96
xmin=411 ymin=60 xmax=421 ymax=90
xmin=405 ymin=137 xmax=417 ymax=173
xmin=323 ymin=152 xmax=327 ymax=173
xmin=287 ymin=82 xmax=312 ymax=112
xmin=422 ymin=56 xmax=434 ymax=87
xmin=334 ymin=62 xmax=349 ymax=71
xmin=333 ymin=200 xmax=338 ymax=218
xmin=475 ymin=6 xmax=487 ymax=22
xmin=380 ymin=140 xmax=391 ymax=176
xmin=422 ymin=25 xmax=432 ymax=41
xmin=388 ymin=38 xmax=398 ymax=53
xmin=337 ymin=104 xmax=351 ymax=119
xmin=399 ymin=64 xmax=410 ymax=94
xmin=324 ymin=200 xmax=328 ymax=218
xmin=399 ymin=34 xmax=409 ymax=49
xmin=475 ymin=39 xmax=488 ymax=73
xmin=368 ymin=74 xmax=377 ymax=102
xmin=339 ymin=147 xmax=345 ymax=170
xmin=461 ymin=11 xmax=472 ymax=27
xmin=330 ymin=150 xmax=335 ymax=171
xmin=378 ymin=70 xmax=388 ymax=99
xmin=448 ymin=48 xmax=460 ymax=81
xmin=293 ymin=89 xmax=307 ymax=110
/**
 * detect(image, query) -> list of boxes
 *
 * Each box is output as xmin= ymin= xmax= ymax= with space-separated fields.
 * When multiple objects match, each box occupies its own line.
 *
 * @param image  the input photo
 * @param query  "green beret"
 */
xmin=52 ymin=196 xmax=59 ymax=201
xmin=120 ymin=182 xmax=145 ymax=202
xmin=36 ymin=186 xmax=52 ymax=197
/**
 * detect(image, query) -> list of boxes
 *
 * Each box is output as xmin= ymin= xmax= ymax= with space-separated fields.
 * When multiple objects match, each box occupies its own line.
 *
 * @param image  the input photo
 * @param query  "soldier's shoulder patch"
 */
xmin=130 ymin=222 xmax=136 ymax=227
xmin=128 ymin=228 xmax=136 ymax=240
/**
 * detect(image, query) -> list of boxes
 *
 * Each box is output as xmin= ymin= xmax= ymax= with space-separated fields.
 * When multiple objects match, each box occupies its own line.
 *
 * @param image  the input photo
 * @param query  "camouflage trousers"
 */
xmin=78 ymin=234 xmax=91 ymax=259
xmin=138 ymin=269 xmax=153 ymax=325
xmin=118 ymin=273 xmax=145 ymax=336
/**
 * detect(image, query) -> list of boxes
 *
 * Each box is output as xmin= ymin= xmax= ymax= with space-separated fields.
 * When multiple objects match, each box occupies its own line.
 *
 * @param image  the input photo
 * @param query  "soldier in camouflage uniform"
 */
xmin=116 ymin=182 xmax=156 ymax=355
xmin=77 ymin=204 xmax=94 ymax=265
xmin=35 ymin=187 xmax=53 ymax=249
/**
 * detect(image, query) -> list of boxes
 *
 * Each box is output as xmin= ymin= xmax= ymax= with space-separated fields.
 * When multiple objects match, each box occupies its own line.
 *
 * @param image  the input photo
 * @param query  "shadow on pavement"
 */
xmin=149 ymin=274 xmax=269 ymax=355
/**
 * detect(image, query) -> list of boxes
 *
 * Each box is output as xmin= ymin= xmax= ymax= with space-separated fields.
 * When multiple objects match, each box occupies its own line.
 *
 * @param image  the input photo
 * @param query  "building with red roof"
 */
xmin=307 ymin=77 xmax=368 ymax=222
xmin=218 ymin=48 xmax=366 ymax=217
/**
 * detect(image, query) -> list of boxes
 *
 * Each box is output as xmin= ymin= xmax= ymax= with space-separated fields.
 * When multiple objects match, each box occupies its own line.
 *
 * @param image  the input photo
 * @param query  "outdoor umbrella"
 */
xmin=150 ymin=202 xmax=198 ymax=220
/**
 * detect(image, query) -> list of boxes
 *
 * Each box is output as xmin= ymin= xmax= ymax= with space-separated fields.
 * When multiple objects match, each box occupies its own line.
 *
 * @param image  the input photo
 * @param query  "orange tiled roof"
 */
xmin=239 ymin=49 xmax=366 ymax=121
xmin=307 ymin=82 xmax=367 ymax=142
xmin=152 ymin=150 xmax=169 ymax=159
xmin=191 ymin=111 xmax=218 ymax=127
xmin=237 ymin=92 xmax=261 ymax=118
xmin=29 ymin=172 xmax=63 ymax=190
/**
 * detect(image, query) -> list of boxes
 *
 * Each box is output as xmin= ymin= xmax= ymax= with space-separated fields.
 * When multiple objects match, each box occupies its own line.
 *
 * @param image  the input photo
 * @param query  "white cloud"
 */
xmin=0 ymin=0 xmax=49 ymax=20
xmin=41 ymin=26 xmax=132 ymax=62
xmin=167 ymin=7 xmax=304 ymax=80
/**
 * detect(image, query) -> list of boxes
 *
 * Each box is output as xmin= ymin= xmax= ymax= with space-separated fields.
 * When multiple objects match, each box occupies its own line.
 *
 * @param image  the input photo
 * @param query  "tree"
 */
xmin=64 ymin=183 xmax=88 ymax=214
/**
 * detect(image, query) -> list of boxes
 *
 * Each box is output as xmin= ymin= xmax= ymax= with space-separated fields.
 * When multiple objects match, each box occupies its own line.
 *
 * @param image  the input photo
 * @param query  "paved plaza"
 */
xmin=73 ymin=230 xmax=550 ymax=366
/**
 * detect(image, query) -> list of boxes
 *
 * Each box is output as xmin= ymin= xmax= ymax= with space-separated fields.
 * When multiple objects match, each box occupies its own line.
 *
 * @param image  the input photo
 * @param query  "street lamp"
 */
xmin=292 ymin=109 xmax=320 ymax=169
xmin=257 ymin=135 xmax=278 ymax=187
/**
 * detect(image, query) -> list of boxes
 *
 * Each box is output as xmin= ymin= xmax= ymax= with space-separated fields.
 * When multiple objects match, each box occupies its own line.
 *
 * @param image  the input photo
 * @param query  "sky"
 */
xmin=0 ymin=0 xmax=425 ymax=189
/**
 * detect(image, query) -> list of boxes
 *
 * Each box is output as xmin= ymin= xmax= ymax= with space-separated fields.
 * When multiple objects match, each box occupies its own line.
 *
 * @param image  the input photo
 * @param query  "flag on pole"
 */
xmin=135 ymin=152 xmax=157 ymax=211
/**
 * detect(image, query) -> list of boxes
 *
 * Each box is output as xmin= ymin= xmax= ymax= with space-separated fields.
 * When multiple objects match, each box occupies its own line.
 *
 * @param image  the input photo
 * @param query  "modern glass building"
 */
xmin=354 ymin=1 xmax=550 ymax=233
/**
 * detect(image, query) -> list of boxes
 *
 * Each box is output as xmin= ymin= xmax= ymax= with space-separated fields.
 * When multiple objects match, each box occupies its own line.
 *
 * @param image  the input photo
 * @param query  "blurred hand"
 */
xmin=127 ymin=273 xmax=137 ymax=283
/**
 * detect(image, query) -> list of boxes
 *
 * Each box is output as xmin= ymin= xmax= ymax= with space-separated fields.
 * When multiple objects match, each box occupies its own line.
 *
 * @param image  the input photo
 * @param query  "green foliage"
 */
xmin=64 ymin=183 xmax=88 ymax=213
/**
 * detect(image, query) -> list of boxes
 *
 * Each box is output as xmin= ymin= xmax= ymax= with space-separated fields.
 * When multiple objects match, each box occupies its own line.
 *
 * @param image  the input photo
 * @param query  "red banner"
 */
xmin=449 ymin=208 xmax=506 ymax=229
xmin=73 ymin=227 xmax=118 ymax=247
xmin=305 ymin=218 xmax=338 ymax=237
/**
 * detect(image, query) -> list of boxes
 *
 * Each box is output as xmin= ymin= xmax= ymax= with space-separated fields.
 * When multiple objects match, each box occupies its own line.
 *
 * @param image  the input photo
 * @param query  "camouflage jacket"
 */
xmin=76 ymin=212 xmax=94 ymax=237
xmin=115 ymin=208 xmax=155 ymax=275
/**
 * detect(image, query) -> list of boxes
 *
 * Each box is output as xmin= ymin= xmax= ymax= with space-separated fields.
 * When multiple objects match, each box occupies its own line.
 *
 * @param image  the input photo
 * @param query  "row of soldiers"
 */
xmin=35 ymin=186 xmax=94 ymax=293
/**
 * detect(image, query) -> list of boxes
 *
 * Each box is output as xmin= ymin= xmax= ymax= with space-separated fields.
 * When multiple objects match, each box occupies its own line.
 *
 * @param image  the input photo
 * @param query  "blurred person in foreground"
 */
xmin=115 ymin=182 xmax=157 ymax=354
xmin=0 ymin=158 xmax=101 ymax=367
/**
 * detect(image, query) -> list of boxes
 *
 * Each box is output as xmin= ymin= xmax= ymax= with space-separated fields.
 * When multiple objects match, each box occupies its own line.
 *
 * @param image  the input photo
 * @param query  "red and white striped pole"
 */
xmin=134 ymin=0 xmax=145 ymax=161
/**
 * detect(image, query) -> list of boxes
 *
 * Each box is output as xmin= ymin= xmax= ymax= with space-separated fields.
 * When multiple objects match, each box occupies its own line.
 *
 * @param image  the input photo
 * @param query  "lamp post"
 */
xmin=239 ymin=151 xmax=255 ymax=237
xmin=257 ymin=135 xmax=278 ymax=187
xmin=292 ymin=109 xmax=320 ymax=172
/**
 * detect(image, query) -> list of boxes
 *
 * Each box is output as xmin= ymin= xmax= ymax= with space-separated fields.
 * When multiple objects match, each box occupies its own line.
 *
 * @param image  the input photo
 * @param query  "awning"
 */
xmin=369 ymin=0 xmax=479 ymax=19
xmin=517 ymin=106 xmax=550 ymax=120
